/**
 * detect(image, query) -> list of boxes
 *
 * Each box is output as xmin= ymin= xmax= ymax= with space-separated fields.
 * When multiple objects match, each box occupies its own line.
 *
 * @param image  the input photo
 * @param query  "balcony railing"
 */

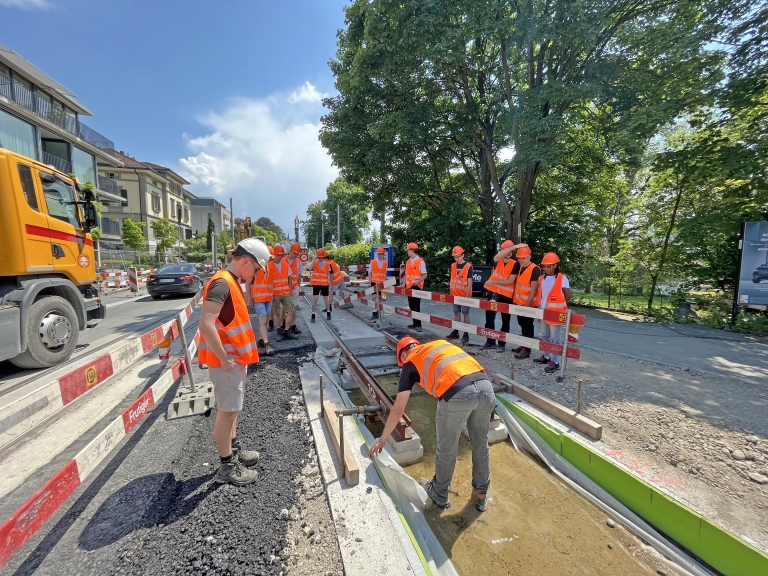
xmin=42 ymin=151 xmax=72 ymax=174
xmin=97 ymin=175 xmax=120 ymax=196
xmin=100 ymin=217 xmax=122 ymax=237
xmin=0 ymin=69 xmax=114 ymax=152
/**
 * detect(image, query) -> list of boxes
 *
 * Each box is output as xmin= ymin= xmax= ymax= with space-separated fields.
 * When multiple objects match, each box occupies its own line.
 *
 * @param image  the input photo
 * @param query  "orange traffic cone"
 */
xmin=158 ymin=336 xmax=172 ymax=360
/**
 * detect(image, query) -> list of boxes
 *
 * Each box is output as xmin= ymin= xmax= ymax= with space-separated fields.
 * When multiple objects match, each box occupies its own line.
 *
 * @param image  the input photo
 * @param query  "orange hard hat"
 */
xmin=316 ymin=248 xmax=327 ymax=258
xmin=452 ymin=245 xmax=464 ymax=257
xmin=376 ymin=246 xmax=386 ymax=255
xmin=397 ymin=336 xmax=420 ymax=366
xmin=516 ymin=246 xmax=532 ymax=258
xmin=501 ymin=239 xmax=514 ymax=250
xmin=407 ymin=242 xmax=419 ymax=251
xmin=290 ymin=243 xmax=301 ymax=253
xmin=268 ymin=246 xmax=275 ymax=256
xmin=273 ymin=244 xmax=286 ymax=255
xmin=541 ymin=252 xmax=560 ymax=265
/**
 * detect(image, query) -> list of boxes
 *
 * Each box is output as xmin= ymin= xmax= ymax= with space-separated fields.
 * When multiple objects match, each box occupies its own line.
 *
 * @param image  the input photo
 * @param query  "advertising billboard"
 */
xmin=736 ymin=222 xmax=768 ymax=306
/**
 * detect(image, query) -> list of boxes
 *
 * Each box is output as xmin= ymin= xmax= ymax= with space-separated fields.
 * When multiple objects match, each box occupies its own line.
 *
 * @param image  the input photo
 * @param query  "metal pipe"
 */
xmin=338 ymin=404 xmax=383 ymax=416
xmin=320 ymin=375 xmax=324 ymax=418
xmin=176 ymin=315 xmax=198 ymax=393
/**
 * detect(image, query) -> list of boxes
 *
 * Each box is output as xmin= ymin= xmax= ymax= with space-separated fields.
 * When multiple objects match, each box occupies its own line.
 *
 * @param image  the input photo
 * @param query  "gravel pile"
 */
xmin=108 ymin=345 xmax=343 ymax=576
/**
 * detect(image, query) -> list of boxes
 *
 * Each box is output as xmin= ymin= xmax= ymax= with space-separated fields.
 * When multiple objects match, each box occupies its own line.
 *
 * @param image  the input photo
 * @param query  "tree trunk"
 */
xmin=647 ymin=273 xmax=659 ymax=309
xmin=477 ymin=145 xmax=499 ymax=262
xmin=512 ymin=163 xmax=541 ymax=241
xmin=649 ymin=180 xmax=685 ymax=310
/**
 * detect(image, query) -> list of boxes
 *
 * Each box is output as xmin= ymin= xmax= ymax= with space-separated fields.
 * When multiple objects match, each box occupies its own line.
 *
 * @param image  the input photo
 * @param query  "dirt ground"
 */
xmin=473 ymin=344 xmax=768 ymax=555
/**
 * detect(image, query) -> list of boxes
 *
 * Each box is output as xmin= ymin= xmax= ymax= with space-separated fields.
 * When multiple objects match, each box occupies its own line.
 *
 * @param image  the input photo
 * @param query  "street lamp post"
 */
xmin=177 ymin=207 xmax=182 ymax=263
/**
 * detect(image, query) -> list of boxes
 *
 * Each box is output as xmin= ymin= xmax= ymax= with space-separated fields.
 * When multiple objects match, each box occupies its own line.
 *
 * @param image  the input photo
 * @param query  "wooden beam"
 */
xmin=322 ymin=400 xmax=360 ymax=486
xmin=494 ymin=374 xmax=603 ymax=440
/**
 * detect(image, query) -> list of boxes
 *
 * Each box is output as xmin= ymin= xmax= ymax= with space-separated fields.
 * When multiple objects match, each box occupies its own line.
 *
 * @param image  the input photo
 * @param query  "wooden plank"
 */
xmin=494 ymin=374 xmax=602 ymax=440
xmin=322 ymin=400 xmax=360 ymax=486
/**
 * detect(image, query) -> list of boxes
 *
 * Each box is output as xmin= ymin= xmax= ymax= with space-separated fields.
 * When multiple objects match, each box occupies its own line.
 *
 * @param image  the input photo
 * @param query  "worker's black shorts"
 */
xmin=312 ymin=285 xmax=329 ymax=296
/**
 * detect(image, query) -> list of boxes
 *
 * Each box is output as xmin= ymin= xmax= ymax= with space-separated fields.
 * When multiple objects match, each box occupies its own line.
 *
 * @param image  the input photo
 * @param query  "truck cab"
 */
xmin=0 ymin=149 xmax=106 ymax=368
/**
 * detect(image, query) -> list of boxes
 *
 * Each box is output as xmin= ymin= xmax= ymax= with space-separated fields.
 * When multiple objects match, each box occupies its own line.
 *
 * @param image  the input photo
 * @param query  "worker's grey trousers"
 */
xmin=433 ymin=379 xmax=497 ymax=500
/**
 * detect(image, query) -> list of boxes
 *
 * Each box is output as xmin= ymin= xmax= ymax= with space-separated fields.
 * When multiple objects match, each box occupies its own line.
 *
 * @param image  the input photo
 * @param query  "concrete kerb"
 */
xmin=299 ymin=362 xmax=425 ymax=575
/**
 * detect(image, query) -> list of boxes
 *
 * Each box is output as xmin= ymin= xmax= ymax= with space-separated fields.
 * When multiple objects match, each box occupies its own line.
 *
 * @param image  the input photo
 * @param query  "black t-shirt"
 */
xmin=520 ymin=263 xmax=541 ymax=283
xmin=206 ymin=271 xmax=239 ymax=325
xmin=398 ymin=361 xmax=486 ymax=401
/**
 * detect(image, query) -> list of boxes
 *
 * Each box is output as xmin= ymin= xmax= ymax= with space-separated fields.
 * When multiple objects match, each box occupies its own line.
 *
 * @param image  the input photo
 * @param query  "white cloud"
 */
xmin=288 ymin=81 xmax=326 ymax=104
xmin=179 ymin=82 xmax=338 ymax=235
xmin=0 ymin=0 xmax=52 ymax=9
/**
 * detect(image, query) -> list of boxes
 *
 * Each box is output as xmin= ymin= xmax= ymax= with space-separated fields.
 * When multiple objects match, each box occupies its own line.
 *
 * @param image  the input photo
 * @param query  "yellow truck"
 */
xmin=0 ymin=149 xmax=106 ymax=368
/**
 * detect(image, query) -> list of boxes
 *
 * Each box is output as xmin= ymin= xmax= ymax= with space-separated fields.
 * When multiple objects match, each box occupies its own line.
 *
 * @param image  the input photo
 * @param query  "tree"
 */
xmin=255 ymin=217 xmax=285 ymax=239
xmin=121 ymin=218 xmax=147 ymax=266
xmin=151 ymin=218 xmax=178 ymax=259
xmin=302 ymin=178 xmax=370 ymax=248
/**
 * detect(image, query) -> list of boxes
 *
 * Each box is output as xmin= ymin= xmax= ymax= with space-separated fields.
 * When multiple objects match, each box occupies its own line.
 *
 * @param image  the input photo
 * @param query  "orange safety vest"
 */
xmin=449 ymin=262 xmax=472 ymax=296
xmin=330 ymin=261 xmax=344 ymax=285
xmin=198 ymin=270 xmax=259 ymax=367
xmin=485 ymin=259 xmax=516 ymax=298
xmin=287 ymin=257 xmax=301 ymax=287
xmin=310 ymin=259 xmax=330 ymax=286
xmin=405 ymin=257 xmax=425 ymax=289
xmin=540 ymin=273 xmax=568 ymax=324
xmin=370 ymin=258 xmax=387 ymax=284
xmin=512 ymin=263 xmax=541 ymax=307
xmin=250 ymin=268 xmax=273 ymax=303
xmin=405 ymin=340 xmax=485 ymax=399
xmin=268 ymin=259 xmax=290 ymax=295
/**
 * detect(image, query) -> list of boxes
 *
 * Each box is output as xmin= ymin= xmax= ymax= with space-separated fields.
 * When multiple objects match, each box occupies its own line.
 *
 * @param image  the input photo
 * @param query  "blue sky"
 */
xmin=1 ymin=0 xmax=348 ymax=235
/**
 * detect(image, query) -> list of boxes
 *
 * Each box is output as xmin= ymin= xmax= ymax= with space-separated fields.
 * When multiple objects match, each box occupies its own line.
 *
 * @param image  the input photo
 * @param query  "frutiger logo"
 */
xmin=479 ymin=328 xmax=501 ymax=339
xmin=128 ymin=396 xmax=151 ymax=423
xmin=395 ymin=308 xmax=409 ymax=316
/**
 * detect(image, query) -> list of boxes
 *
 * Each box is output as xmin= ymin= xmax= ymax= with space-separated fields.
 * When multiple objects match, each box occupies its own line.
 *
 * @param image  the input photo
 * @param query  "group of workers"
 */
xmin=197 ymin=235 xmax=571 ymax=516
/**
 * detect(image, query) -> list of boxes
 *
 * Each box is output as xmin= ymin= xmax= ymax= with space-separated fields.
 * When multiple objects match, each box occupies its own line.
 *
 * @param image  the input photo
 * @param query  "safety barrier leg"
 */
xmin=166 ymin=312 xmax=215 ymax=420
xmin=557 ymin=310 xmax=572 ymax=383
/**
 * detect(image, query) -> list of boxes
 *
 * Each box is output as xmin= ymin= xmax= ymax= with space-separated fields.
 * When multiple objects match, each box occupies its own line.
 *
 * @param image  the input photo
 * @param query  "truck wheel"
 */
xmin=10 ymin=296 xmax=79 ymax=369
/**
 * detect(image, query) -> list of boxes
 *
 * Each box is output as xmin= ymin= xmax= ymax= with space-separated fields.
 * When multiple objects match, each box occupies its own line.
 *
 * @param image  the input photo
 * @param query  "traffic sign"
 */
xmin=300 ymin=253 xmax=309 ymax=263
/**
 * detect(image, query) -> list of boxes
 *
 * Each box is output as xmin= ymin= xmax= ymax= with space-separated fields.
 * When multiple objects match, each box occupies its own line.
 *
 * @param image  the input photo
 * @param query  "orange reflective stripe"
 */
xmin=370 ymin=258 xmax=387 ymax=284
xmin=541 ymin=273 xmax=568 ymax=324
xmin=250 ymin=269 xmax=273 ymax=302
xmin=199 ymin=270 xmax=259 ymax=367
xmin=405 ymin=257 xmax=425 ymax=289
xmin=407 ymin=340 xmax=485 ymax=399
xmin=449 ymin=262 xmax=472 ymax=296
xmin=268 ymin=260 xmax=290 ymax=295
xmin=513 ymin=264 xmax=541 ymax=307
xmin=310 ymin=260 xmax=330 ymax=286
xmin=288 ymin=257 xmax=301 ymax=283
xmin=330 ymin=262 xmax=344 ymax=285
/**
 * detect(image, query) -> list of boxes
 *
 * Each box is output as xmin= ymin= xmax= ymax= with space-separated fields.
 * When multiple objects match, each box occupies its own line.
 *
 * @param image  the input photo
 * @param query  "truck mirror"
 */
xmin=83 ymin=202 xmax=98 ymax=231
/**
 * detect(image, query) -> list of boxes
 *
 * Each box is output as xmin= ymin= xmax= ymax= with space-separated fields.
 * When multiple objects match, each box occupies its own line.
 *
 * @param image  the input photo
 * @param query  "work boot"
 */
xmin=474 ymin=493 xmax=488 ymax=513
xmin=482 ymin=339 xmax=496 ymax=349
xmin=414 ymin=326 xmax=422 ymax=333
xmin=533 ymin=354 xmax=549 ymax=364
xmin=371 ymin=311 xmax=379 ymax=320
xmin=327 ymin=310 xmax=332 ymax=320
xmin=276 ymin=328 xmax=283 ymax=342
xmin=215 ymin=459 xmax=258 ymax=486
xmin=282 ymin=328 xmax=298 ymax=340
xmin=257 ymin=338 xmax=265 ymax=348
xmin=446 ymin=330 xmax=460 ymax=340
xmin=510 ymin=346 xmax=523 ymax=354
xmin=497 ymin=342 xmax=506 ymax=352
xmin=311 ymin=314 xmax=316 ymax=323
xmin=545 ymin=360 xmax=560 ymax=374
xmin=461 ymin=332 xmax=469 ymax=345
xmin=290 ymin=325 xmax=302 ymax=334
xmin=268 ymin=320 xmax=274 ymax=332
xmin=419 ymin=478 xmax=450 ymax=509
xmin=407 ymin=323 xmax=418 ymax=329
xmin=514 ymin=349 xmax=530 ymax=360
xmin=232 ymin=441 xmax=260 ymax=467
xmin=265 ymin=342 xmax=275 ymax=356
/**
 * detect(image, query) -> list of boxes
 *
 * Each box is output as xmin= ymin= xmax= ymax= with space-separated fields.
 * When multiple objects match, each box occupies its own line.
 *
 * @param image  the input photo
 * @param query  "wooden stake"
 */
xmin=577 ymin=379 xmax=583 ymax=414
xmin=322 ymin=400 xmax=360 ymax=485
xmin=320 ymin=375 xmax=324 ymax=418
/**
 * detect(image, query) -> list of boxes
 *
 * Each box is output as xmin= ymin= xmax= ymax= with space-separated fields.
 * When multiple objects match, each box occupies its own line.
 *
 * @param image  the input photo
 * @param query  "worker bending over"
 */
xmin=370 ymin=337 xmax=497 ymax=512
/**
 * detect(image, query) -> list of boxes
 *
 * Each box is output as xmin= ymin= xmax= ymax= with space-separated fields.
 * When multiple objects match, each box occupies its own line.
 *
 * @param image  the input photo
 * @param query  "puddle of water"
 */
xmin=350 ymin=376 xmax=660 ymax=576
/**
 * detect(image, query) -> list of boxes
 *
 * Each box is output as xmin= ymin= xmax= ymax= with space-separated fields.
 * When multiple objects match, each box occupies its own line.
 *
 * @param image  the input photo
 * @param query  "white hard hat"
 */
xmin=235 ymin=238 xmax=271 ymax=268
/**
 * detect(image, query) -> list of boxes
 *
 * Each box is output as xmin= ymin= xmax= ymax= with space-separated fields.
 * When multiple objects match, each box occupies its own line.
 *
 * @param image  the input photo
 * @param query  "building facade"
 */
xmin=190 ymin=198 xmax=232 ymax=237
xmin=97 ymin=152 xmax=195 ymax=251
xmin=0 ymin=45 xmax=123 ymax=205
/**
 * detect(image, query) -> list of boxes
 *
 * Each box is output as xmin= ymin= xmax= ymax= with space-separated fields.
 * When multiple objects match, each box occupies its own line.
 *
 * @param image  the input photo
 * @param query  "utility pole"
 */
xmin=321 ymin=214 xmax=325 ymax=248
xmin=177 ymin=206 xmax=182 ymax=263
xmin=229 ymin=197 xmax=234 ymax=243
xmin=294 ymin=215 xmax=300 ymax=243
xmin=337 ymin=203 xmax=341 ymax=248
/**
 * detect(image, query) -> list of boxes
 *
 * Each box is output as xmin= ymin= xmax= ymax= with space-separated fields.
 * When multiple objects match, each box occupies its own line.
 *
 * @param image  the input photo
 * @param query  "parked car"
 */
xmin=753 ymin=264 xmax=768 ymax=283
xmin=147 ymin=263 xmax=206 ymax=299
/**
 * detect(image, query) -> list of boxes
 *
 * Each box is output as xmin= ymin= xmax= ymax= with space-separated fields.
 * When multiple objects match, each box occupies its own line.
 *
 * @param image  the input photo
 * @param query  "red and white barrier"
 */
xmin=297 ymin=278 xmax=396 ymax=301
xmin=128 ymin=267 xmax=139 ymax=293
xmin=0 ymin=329 xmax=201 ymax=569
xmin=0 ymin=290 xmax=204 ymax=451
xmin=359 ymin=287 xmax=584 ymax=361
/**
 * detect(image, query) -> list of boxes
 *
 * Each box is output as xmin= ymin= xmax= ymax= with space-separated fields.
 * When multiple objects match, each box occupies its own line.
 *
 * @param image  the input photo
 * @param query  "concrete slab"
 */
xmin=386 ymin=426 xmax=424 ymax=466
xmin=299 ymin=362 xmax=423 ymax=575
xmin=462 ymin=419 xmax=509 ymax=444
xmin=358 ymin=354 xmax=399 ymax=369
xmin=297 ymin=304 xmax=337 ymax=349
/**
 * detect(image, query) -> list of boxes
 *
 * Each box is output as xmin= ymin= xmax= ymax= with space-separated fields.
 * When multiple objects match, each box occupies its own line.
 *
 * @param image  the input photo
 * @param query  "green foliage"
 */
xmin=182 ymin=233 xmax=211 ymax=263
xmin=90 ymin=227 xmax=102 ymax=242
xmin=302 ymin=178 xmax=370 ymax=248
xmin=255 ymin=217 xmax=284 ymax=239
xmin=151 ymin=218 xmax=179 ymax=253
xmin=121 ymin=219 xmax=146 ymax=251
xmin=326 ymin=244 xmax=372 ymax=266
xmin=250 ymin=224 xmax=279 ymax=246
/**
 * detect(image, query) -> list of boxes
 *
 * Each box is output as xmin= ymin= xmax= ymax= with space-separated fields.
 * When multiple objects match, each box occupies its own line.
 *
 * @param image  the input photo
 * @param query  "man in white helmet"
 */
xmin=199 ymin=237 xmax=270 ymax=486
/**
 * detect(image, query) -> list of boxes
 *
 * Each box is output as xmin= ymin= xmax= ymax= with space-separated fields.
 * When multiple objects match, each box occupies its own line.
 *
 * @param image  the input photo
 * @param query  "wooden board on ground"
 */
xmin=493 ymin=374 xmax=602 ymax=440
xmin=322 ymin=400 xmax=360 ymax=486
